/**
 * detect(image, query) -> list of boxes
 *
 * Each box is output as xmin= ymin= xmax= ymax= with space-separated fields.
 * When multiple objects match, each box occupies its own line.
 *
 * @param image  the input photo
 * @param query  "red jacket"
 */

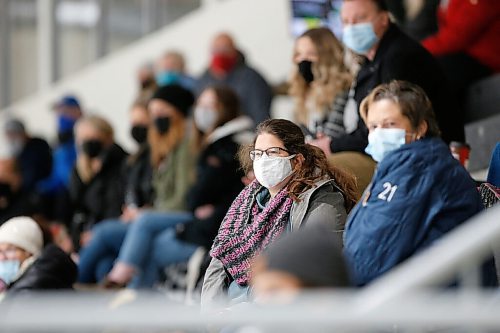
xmin=422 ymin=0 xmax=500 ymax=72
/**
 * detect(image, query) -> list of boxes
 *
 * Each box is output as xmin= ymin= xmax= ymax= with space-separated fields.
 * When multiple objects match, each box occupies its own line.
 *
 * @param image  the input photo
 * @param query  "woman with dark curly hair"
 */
xmin=201 ymin=118 xmax=357 ymax=307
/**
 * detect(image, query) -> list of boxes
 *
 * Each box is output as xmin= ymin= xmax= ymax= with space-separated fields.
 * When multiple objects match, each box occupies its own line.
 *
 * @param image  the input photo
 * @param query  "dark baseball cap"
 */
xmin=53 ymin=95 xmax=80 ymax=109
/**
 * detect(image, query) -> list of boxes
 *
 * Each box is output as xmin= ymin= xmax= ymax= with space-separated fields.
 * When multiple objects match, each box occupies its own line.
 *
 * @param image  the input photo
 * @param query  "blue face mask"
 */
xmin=342 ymin=22 xmax=379 ymax=55
xmin=365 ymin=128 xmax=406 ymax=162
xmin=155 ymin=71 xmax=180 ymax=87
xmin=58 ymin=115 xmax=76 ymax=133
xmin=0 ymin=260 xmax=21 ymax=285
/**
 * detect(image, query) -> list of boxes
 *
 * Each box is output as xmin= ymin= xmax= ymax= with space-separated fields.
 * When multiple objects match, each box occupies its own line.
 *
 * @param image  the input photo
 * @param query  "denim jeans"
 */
xmin=117 ymin=211 xmax=197 ymax=288
xmin=77 ymin=219 xmax=128 ymax=283
xmin=130 ymin=229 xmax=198 ymax=288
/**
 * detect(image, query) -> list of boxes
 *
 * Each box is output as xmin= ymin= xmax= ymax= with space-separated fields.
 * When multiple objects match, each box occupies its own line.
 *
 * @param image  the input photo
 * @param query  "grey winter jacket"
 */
xmin=201 ymin=178 xmax=346 ymax=308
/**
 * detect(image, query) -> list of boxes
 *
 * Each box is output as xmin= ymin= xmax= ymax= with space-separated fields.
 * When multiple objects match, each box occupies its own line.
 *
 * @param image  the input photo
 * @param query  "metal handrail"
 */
xmin=356 ymin=204 xmax=500 ymax=311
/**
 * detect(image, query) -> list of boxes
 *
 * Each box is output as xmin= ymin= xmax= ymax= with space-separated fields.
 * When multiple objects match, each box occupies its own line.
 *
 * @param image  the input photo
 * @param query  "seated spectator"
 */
xmin=0 ymin=216 xmax=76 ymax=293
xmin=487 ymin=143 xmax=500 ymax=187
xmin=422 ymin=0 xmax=500 ymax=95
xmin=136 ymin=61 xmax=156 ymax=92
xmin=343 ymin=80 xmax=495 ymax=286
xmin=77 ymin=99 xmax=154 ymax=283
xmin=201 ymin=119 xmax=357 ymax=308
xmin=77 ymin=84 xmax=196 ymax=284
xmin=88 ymin=86 xmax=253 ymax=288
xmin=155 ymin=51 xmax=196 ymax=91
xmin=196 ymin=32 xmax=273 ymax=126
xmin=68 ymin=115 xmax=128 ymax=250
xmin=123 ymin=99 xmax=154 ymax=214
xmin=3 ymin=119 xmax=52 ymax=192
xmin=334 ymin=0 xmax=463 ymax=146
xmin=0 ymin=159 xmax=39 ymax=225
xmin=37 ymin=94 xmax=83 ymax=221
xmin=290 ymin=27 xmax=375 ymax=198
xmin=251 ymin=224 xmax=350 ymax=304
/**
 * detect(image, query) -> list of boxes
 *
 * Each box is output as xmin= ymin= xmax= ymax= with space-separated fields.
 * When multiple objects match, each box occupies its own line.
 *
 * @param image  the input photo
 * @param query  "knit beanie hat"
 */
xmin=151 ymin=84 xmax=195 ymax=117
xmin=262 ymin=224 xmax=350 ymax=287
xmin=0 ymin=217 xmax=44 ymax=256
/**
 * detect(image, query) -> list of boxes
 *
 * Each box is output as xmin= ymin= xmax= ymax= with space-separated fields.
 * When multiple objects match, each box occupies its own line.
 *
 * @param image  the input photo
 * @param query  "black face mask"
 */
xmin=0 ymin=182 xmax=12 ymax=197
xmin=154 ymin=117 xmax=170 ymax=135
xmin=81 ymin=140 xmax=103 ymax=158
xmin=131 ymin=125 xmax=148 ymax=144
xmin=298 ymin=60 xmax=314 ymax=84
xmin=58 ymin=130 xmax=74 ymax=144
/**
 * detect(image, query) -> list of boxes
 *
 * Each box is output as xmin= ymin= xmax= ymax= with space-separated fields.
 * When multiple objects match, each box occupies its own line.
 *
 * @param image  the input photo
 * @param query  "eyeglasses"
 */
xmin=249 ymin=147 xmax=291 ymax=161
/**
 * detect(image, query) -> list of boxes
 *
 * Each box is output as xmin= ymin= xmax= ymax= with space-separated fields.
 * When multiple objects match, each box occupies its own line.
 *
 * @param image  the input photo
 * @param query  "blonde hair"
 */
xmin=360 ymin=80 xmax=441 ymax=138
xmin=75 ymin=115 xmax=114 ymax=142
xmin=289 ymin=28 xmax=353 ymax=125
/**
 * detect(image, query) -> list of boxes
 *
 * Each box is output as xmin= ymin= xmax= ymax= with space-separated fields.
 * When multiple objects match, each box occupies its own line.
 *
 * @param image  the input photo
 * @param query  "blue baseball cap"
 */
xmin=53 ymin=95 xmax=80 ymax=109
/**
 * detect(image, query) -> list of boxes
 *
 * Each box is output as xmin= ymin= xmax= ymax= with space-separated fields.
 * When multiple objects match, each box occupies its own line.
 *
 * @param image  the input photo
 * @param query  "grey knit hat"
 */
xmin=262 ymin=224 xmax=351 ymax=287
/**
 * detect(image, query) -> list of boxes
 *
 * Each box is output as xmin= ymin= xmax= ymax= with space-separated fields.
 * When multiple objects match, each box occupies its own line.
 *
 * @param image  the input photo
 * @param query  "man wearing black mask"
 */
xmin=68 ymin=115 xmax=128 ymax=250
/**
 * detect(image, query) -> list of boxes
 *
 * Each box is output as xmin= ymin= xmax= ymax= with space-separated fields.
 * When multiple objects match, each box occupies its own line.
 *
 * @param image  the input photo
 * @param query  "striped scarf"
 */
xmin=210 ymin=180 xmax=293 ymax=285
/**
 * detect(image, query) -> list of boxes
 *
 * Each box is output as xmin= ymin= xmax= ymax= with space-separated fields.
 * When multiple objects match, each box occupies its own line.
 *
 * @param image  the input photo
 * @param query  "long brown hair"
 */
xmin=239 ymin=119 xmax=357 ymax=212
xmin=289 ymin=28 xmax=353 ymax=125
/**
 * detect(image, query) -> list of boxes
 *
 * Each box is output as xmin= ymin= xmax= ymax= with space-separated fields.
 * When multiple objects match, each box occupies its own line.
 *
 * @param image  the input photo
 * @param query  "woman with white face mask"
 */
xmin=344 ymin=80 xmax=497 ymax=287
xmin=201 ymin=119 xmax=357 ymax=308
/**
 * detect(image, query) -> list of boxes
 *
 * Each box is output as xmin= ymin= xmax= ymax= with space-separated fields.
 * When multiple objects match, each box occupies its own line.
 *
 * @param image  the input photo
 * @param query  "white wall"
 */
xmin=1 ymin=0 xmax=295 ymax=153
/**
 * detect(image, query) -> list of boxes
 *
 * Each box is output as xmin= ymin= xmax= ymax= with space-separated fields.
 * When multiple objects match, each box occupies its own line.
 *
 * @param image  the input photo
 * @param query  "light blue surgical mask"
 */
xmin=155 ymin=71 xmax=180 ymax=87
xmin=0 ymin=260 xmax=21 ymax=285
xmin=365 ymin=128 xmax=406 ymax=162
xmin=342 ymin=22 xmax=379 ymax=55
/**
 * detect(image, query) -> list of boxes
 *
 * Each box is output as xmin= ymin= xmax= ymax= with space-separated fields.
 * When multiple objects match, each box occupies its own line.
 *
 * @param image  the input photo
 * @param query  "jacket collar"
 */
xmin=291 ymin=178 xmax=339 ymax=231
xmin=372 ymin=23 xmax=400 ymax=64
xmin=206 ymin=116 xmax=254 ymax=145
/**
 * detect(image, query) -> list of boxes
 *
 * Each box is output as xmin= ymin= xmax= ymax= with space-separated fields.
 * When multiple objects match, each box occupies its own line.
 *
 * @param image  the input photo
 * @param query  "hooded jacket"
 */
xmin=176 ymin=116 xmax=253 ymax=248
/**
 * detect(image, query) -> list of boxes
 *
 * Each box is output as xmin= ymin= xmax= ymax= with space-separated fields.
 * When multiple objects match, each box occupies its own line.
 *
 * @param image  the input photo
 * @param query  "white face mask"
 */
xmin=194 ymin=107 xmax=218 ymax=133
xmin=253 ymin=154 xmax=296 ymax=189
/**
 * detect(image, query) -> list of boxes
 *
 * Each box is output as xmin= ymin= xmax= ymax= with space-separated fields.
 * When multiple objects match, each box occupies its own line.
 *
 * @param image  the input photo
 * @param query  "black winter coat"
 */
xmin=17 ymin=137 xmax=52 ymax=191
xmin=69 ymin=143 xmax=128 ymax=231
xmin=176 ymin=134 xmax=245 ymax=249
xmin=9 ymin=244 xmax=77 ymax=291
xmin=123 ymin=144 xmax=154 ymax=208
xmin=331 ymin=23 xmax=462 ymax=153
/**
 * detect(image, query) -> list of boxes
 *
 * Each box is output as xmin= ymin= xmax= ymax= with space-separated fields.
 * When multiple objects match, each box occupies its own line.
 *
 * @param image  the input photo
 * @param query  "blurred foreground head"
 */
xmin=251 ymin=224 xmax=350 ymax=303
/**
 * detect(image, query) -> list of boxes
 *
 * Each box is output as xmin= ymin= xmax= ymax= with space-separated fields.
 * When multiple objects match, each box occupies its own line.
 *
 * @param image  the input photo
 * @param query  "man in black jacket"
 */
xmin=313 ymin=0 xmax=462 ymax=156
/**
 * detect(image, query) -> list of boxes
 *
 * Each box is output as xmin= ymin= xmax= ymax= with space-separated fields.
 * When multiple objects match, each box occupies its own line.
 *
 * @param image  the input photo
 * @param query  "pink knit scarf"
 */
xmin=210 ymin=180 xmax=293 ymax=285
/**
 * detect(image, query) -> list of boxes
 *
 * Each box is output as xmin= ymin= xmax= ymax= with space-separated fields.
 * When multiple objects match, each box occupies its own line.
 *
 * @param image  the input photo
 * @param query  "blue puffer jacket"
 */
xmin=344 ymin=137 xmax=483 ymax=286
